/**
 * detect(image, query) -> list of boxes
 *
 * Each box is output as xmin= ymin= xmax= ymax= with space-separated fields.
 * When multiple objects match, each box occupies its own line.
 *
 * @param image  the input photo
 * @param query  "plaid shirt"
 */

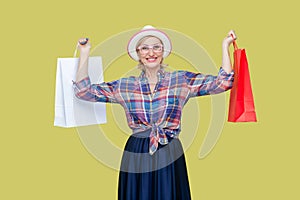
xmin=73 ymin=67 xmax=234 ymax=155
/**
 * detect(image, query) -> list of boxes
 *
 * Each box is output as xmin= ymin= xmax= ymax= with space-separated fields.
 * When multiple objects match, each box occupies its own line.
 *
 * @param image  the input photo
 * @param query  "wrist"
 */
xmin=80 ymin=50 xmax=90 ymax=57
xmin=222 ymin=42 xmax=230 ymax=50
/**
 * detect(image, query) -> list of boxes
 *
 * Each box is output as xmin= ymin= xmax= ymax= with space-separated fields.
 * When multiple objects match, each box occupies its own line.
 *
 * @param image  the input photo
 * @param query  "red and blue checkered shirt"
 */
xmin=73 ymin=67 xmax=234 ymax=155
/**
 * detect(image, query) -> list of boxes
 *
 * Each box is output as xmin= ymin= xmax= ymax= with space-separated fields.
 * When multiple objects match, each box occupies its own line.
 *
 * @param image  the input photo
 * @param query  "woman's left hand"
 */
xmin=222 ymin=30 xmax=237 ymax=48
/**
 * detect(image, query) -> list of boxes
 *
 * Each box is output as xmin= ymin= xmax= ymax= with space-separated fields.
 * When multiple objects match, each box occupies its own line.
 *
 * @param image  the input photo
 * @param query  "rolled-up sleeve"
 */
xmin=184 ymin=67 xmax=234 ymax=97
xmin=73 ymin=77 xmax=119 ymax=103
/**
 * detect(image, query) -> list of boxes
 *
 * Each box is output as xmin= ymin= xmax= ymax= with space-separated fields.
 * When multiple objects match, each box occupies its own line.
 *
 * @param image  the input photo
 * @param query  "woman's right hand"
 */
xmin=77 ymin=38 xmax=91 ymax=55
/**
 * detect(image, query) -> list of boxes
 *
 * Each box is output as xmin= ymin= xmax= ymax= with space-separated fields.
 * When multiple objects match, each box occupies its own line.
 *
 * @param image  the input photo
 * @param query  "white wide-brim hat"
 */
xmin=127 ymin=25 xmax=172 ymax=61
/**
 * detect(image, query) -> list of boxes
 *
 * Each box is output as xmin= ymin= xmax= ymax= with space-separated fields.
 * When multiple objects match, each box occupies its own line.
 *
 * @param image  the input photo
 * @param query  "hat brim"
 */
xmin=127 ymin=28 xmax=172 ymax=61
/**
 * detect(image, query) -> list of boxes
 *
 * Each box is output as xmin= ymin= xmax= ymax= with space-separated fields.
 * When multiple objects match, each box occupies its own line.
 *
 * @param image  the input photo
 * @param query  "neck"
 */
xmin=144 ymin=65 xmax=161 ymax=80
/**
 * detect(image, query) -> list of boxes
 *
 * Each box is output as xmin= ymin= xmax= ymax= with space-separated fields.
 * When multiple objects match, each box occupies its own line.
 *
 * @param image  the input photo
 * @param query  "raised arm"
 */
xmin=222 ymin=30 xmax=237 ymax=73
xmin=73 ymin=38 xmax=119 ymax=103
xmin=76 ymin=38 xmax=90 ymax=81
xmin=184 ymin=30 xmax=237 ymax=97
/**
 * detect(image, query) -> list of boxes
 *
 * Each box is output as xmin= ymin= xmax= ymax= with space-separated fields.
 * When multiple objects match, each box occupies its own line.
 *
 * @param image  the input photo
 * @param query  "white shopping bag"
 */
xmin=54 ymin=56 xmax=107 ymax=128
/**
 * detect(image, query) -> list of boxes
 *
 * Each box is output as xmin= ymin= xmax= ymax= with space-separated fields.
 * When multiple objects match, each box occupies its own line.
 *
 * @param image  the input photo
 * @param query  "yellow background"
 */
xmin=1 ymin=0 xmax=299 ymax=199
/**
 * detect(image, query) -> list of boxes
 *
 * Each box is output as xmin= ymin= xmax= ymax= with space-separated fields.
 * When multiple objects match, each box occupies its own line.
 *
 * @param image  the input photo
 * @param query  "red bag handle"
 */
xmin=231 ymin=33 xmax=238 ymax=50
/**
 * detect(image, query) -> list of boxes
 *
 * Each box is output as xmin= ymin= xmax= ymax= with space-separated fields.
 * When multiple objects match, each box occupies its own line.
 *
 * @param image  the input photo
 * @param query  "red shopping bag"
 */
xmin=228 ymin=39 xmax=257 ymax=122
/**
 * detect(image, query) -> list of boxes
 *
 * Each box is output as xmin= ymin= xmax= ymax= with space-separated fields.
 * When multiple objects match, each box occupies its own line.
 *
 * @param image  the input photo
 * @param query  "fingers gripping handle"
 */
xmin=79 ymin=38 xmax=89 ymax=45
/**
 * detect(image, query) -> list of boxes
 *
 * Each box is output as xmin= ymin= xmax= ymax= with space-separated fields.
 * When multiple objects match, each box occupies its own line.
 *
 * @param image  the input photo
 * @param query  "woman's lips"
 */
xmin=146 ymin=57 xmax=157 ymax=63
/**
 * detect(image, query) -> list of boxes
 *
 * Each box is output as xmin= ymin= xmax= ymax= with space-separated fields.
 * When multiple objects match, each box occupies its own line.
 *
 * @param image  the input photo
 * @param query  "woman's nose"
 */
xmin=148 ymin=48 xmax=154 ymax=56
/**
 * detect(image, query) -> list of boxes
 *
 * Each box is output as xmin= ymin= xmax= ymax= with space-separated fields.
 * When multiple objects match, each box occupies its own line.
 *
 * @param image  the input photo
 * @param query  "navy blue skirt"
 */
xmin=118 ymin=129 xmax=192 ymax=200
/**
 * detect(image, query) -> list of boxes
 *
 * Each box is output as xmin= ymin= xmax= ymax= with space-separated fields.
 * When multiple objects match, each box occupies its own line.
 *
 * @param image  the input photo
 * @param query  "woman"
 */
xmin=74 ymin=25 xmax=236 ymax=200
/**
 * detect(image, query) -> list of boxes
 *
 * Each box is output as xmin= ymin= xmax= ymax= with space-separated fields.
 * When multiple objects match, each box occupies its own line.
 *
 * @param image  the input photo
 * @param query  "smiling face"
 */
xmin=137 ymin=36 xmax=163 ymax=69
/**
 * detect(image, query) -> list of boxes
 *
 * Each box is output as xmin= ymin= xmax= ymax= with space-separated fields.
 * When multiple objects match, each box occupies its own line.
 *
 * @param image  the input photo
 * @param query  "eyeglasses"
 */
xmin=137 ymin=44 xmax=163 ymax=54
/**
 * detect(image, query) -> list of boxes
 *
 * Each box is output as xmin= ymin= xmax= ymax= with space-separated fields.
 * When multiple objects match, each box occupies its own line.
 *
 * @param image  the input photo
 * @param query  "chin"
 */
xmin=144 ymin=62 xmax=161 ymax=68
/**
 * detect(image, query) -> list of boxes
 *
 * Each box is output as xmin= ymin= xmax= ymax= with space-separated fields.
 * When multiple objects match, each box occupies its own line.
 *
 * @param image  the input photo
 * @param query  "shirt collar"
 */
xmin=139 ymin=68 xmax=166 ymax=83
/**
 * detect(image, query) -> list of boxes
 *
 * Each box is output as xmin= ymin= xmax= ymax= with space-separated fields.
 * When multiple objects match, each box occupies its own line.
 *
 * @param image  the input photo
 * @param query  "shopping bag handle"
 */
xmin=231 ymin=34 xmax=238 ymax=51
